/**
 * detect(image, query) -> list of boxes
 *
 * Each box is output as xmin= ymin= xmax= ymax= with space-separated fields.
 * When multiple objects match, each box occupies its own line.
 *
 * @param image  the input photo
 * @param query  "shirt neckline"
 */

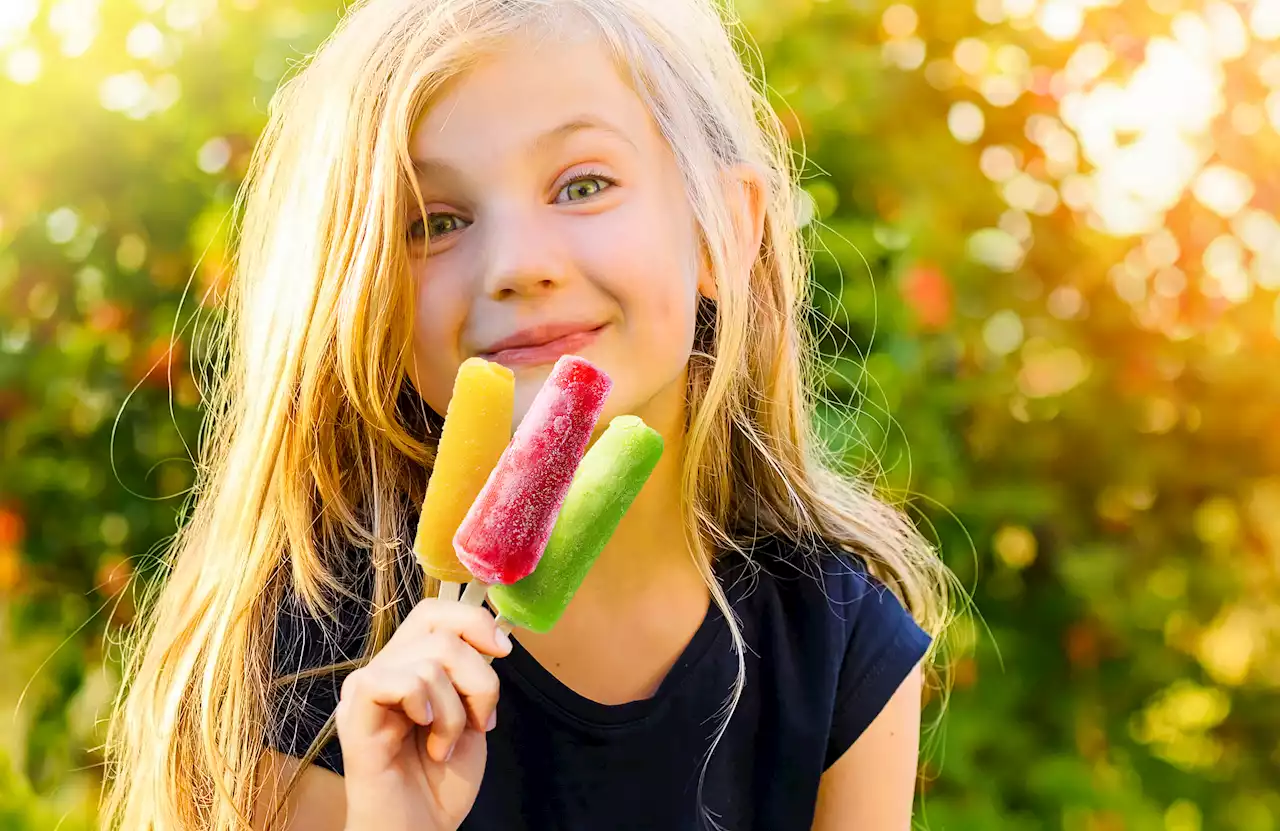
xmin=492 ymin=588 xmax=730 ymax=730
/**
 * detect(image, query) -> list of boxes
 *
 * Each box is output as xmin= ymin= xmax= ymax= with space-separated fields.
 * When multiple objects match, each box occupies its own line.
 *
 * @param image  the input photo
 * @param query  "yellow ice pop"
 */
xmin=413 ymin=357 xmax=514 ymax=583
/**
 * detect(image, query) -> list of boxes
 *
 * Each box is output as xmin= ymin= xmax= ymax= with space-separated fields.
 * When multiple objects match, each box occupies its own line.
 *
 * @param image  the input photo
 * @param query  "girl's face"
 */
xmin=405 ymin=32 xmax=711 ymax=433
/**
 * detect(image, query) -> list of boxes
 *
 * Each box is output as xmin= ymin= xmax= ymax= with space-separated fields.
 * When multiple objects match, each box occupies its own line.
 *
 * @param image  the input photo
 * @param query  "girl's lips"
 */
xmin=481 ymin=325 xmax=606 ymax=367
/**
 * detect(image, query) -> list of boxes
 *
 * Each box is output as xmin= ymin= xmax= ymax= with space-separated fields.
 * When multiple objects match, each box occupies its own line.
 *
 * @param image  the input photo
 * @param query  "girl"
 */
xmin=104 ymin=0 xmax=958 ymax=828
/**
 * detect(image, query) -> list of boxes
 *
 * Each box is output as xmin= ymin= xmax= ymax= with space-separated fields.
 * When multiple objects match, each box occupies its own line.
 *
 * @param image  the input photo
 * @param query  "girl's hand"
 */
xmin=335 ymin=598 xmax=511 ymax=831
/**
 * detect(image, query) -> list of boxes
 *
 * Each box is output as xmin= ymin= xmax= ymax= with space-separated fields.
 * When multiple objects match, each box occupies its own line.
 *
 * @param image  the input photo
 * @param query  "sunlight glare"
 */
xmin=1267 ymin=91 xmax=1280 ymax=132
xmin=1256 ymin=247 xmax=1280 ymax=291
xmin=954 ymin=37 xmax=990 ymax=74
xmin=1090 ymin=181 xmax=1159 ymax=236
xmin=1260 ymin=54 xmax=1280 ymax=87
xmin=1059 ymin=30 xmax=1232 ymax=237
xmin=1203 ymin=235 xmax=1251 ymax=302
xmin=1065 ymin=42 xmax=1113 ymax=87
xmin=1143 ymin=229 xmax=1181 ymax=270
xmin=1193 ymin=165 xmax=1255 ymax=218
xmin=1233 ymin=209 xmax=1280 ymax=255
xmin=981 ymin=145 xmax=1021 ymax=181
xmin=0 ymin=0 xmax=39 ymax=48
xmin=1128 ymin=39 xmax=1223 ymax=134
xmin=949 ymin=101 xmax=986 ymax=143
xmin=1172 ymin=12 xmax=1215 ymax=60
xmin=882 ymin=4 xmax=919 ymax=38
xmin=126 ymin=22 xmax=166 ymax=61
xmin=1251 ymin=0 xmax=1280 ymax=40
xmin=1039 ymin=0 xmax=1084 ymax=40
xmin=1204 ymin=2 xmax=1250 ymax=61
xmin=1003 ymin=0 xmax=1039 ymax=20
xmin=6 ymin=47 xmax=41 ymax=84
xmin=1060 ymin=175 xmax=1093 ymax=211
xmin=995 ymin=43 xmax=1033 ymax=76
xmin=982 ymin=75 xmax=1024 ymax=106
xmin=49 ymin=0 xmax=101 ymax=58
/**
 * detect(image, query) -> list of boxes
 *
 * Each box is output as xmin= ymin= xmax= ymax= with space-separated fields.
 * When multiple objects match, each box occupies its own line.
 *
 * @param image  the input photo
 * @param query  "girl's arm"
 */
xmin=811 ymin=662 xmax=925 ymax=831
xmin=253 ymin=750 xmax=347 ymax=831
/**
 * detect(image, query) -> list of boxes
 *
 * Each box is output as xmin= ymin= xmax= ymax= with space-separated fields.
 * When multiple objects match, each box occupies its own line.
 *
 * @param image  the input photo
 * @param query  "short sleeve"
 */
xmin=266 ymin=588 xmax=371 ymax=777
xmin=822 ymin=557 xmax=932 ymax=769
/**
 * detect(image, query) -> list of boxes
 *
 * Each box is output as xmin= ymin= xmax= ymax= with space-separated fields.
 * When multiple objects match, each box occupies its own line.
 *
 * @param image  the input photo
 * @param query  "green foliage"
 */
xmin=1 ymin=0 xmax=1277 ymax=828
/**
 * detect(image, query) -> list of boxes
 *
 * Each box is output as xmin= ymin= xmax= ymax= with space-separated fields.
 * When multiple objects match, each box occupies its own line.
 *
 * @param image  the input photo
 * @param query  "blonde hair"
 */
xmin=102 ymin=0 xmax=958 ymax=828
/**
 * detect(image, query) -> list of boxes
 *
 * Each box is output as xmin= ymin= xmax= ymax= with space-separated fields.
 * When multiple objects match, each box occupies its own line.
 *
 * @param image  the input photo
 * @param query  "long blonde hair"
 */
xmin=102 ymin=0 xmax=958 ymax=828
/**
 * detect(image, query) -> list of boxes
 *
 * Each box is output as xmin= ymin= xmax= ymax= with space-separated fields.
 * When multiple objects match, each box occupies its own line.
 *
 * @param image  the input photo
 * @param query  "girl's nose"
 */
xmin=479 ymin=209 xmax=573 ymax=300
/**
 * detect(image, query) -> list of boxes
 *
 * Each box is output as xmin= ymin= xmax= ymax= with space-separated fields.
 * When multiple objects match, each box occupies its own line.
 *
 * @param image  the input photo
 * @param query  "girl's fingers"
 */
xmin=393 ymin=598 xmax=514 ymax=660
xmin=421 ymin=633 xmax=502 ymax=733
xmin=370 ymin=665 xmax=435 ymax=728
xmin=336 ymin=598 xmax=511 ymax=766
xmin=337 ymin=664 xmax=430 ymax=743
xmin=416 ymin=659 xmax=469 ymax=762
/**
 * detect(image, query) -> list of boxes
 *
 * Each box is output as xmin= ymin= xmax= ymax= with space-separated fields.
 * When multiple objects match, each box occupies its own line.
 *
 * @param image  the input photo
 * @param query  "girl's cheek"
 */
xmin=413 ymin=265 xmax=463 ymax=330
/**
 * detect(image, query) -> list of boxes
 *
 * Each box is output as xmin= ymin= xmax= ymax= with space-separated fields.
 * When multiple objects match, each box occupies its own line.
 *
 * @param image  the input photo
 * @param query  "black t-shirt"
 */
xmin=268 ymin=538 xmax=932 ymax=830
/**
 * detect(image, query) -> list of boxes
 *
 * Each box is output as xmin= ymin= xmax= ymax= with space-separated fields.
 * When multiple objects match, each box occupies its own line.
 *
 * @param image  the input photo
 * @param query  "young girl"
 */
xmin=104 ymin=0 xmax=957 ymax=828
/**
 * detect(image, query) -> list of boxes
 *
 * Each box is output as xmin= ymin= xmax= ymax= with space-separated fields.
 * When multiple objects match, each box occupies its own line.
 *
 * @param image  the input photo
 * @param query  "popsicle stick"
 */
xmin=484 ymin=617 xmax=516 ymax=665
xmin=459 ymin=580 xmax=490 ymax=607
xmin=438 ymin=581 xmax=461 ymax=603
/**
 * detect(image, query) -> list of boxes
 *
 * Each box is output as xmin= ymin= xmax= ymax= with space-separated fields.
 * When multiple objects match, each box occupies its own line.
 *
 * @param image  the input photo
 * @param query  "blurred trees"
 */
xmin=1 ymin=0 xmax=1276 ymax=828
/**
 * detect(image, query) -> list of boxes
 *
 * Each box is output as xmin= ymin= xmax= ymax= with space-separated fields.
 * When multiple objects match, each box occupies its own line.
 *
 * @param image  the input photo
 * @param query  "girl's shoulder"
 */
xmin=721 ymin=535 xmax=932 ymax=766
xmin=721 ymin=532 xmax=928 ymax=636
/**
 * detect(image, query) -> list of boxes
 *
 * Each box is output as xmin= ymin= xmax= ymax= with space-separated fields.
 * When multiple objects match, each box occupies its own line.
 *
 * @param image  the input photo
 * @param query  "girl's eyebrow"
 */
xmin=411 ymin=114 xmax=636 ymax=180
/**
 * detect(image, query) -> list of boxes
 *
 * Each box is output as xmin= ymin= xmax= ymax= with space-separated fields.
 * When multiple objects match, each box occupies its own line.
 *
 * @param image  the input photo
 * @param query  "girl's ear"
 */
xmin=699 ymin=163 xmax=768 ymax=301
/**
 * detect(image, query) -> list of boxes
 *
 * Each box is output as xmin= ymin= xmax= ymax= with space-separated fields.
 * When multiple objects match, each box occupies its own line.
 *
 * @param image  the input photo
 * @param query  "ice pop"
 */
xmin=454 ymin=355 xmax=612 ymax=586
xmin=413 ymin=358 xmax=514 ymax=587
xmin=488 ymin=415 xmax=663 ymax=632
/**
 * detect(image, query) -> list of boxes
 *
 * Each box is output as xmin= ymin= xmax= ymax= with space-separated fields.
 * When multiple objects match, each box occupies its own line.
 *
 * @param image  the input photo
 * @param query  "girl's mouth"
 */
xmin=479 ymin=322 xmax=608 ymax=367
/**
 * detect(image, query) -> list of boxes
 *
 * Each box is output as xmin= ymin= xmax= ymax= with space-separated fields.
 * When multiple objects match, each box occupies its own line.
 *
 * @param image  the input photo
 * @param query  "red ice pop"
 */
xmin=453 ymin=355 xmax=612 ymax=585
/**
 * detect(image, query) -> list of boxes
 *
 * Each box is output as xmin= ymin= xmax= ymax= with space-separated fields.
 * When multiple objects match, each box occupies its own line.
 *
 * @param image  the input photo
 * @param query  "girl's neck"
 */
xmin=583 ymin=424 xmax=694 ymax=591
xmin=584 ymin=372 xmax=700 ymax=590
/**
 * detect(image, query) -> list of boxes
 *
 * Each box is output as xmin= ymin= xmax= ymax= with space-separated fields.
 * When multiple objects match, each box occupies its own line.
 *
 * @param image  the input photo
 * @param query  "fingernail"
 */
xmin=486 ymin=710 xmax=497 ymax=732
xmin=423 ymin=702 xmax=433 ymax=724
xmin=444 ymin=743 xmax=455 ymax=762
xmin=494 ymin=626 xmax=512 ymax=653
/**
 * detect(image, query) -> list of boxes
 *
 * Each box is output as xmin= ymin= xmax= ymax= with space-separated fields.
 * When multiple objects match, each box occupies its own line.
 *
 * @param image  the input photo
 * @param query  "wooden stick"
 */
xmin=438 ymin=581 xmax=461 ymax=603
xmin=459 ymin=580 xmax=490 ymax=607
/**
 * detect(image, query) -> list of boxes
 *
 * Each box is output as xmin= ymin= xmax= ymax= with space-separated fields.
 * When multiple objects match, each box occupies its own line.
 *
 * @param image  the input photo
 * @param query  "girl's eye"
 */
xmin=408 ymin=213 xmax=470 ymax=243
xmin=407 ymin=175 xmax=614 ymax=244
xmin=427 ymin=214 xmax=467 ymax=237
xmin=556 ymin=174 xmax=614 ymax=203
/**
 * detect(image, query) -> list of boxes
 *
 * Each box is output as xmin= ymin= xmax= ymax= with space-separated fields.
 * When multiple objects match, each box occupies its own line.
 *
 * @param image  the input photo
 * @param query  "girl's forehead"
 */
xmin=408 ymin=33 xmax=657 ymax=163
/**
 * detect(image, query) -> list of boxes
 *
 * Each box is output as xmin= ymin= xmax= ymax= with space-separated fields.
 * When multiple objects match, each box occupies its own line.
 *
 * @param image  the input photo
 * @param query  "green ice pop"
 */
xmin=488 ymin=415 xmax=663 ymax=633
